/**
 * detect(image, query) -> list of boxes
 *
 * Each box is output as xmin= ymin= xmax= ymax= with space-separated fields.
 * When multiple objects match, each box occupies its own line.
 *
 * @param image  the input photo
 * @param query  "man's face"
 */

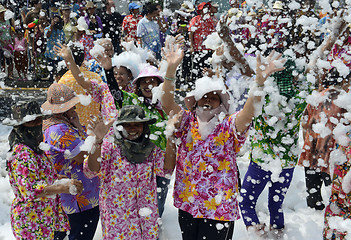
xmin=101 ymin=40 xmax=114 ymax=58
xmin=149 ymin=10 xmax=160 ymax=20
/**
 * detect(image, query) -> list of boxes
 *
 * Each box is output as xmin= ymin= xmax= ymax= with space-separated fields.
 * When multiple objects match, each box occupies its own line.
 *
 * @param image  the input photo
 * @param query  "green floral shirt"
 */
xmin=250 ymin=59 xmax=308 ymax=169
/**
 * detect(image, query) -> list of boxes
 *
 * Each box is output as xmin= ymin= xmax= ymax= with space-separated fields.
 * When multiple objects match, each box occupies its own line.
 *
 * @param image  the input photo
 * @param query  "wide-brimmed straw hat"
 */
xmin=116 ymin=105 xmax=156 ymax=125
xmin=184 ymin=77 xmax=230 ymax=112
xmin=2 ymin=101 xmax=51 ymax=126
xmin=41 ymin=83 xmax=80 ymax=114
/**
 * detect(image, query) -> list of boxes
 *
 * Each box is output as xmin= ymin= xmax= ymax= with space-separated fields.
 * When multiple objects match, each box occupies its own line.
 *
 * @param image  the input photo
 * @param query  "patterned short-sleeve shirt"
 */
xmin=7 ymin=144 xmax=69 ymax=239
xmin=173 ymin=110 xmax=247 ymax=221
xmin=44 ymin=123 xmax=100 ymax=214
xmin=122 ymin=14 xmax=143 ymax=41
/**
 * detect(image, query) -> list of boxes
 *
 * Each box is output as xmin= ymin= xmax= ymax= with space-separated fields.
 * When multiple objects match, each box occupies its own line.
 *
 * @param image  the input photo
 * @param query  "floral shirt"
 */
xmin=250 ymin=59 xmax=307 ymax=169
xmin=298 ymin=88 xmax=346 ymax=173
xmin=137 ymin=17 xmax=161 ymax=54
xmin=188 ymin=15 xmax=216 ymax=51
xmin=90 ymin=80 xmax=168 ymax=150
xmin=87 ymin=59 xmax=106 ymax=82
xmin=83 ymin=140 xmax=170 ymax=239
xmin=44 ymin=123 xmax=100 ymax=214
xmin=173 ymin=111 xmax=247 ymax=221
xmin=323 ymin=133 xmax=351 ymax=240
xmin=7 ymin=144 xmax=69 ymax=239
xmin=122 ymin=14 xmax=143 ymax=42
xmin=328 ymin=36 xmax=351 ymax=68
xmin=80 ymin=33 xmax=94 ymax=61
xmin=58 ymin=67 xmax=102 ymax=128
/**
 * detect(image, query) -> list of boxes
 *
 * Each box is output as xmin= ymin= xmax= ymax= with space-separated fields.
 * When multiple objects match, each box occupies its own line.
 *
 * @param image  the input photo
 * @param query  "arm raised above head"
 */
xmin=217 ymin=15 xmax=255 ymax=77
xmin=235 ymin=51 xmax=286 ymax=134
xmin=54 ymin=43 xmax=93 ymax=92
xmin=161 ymin=40 xmax=184 ymax=116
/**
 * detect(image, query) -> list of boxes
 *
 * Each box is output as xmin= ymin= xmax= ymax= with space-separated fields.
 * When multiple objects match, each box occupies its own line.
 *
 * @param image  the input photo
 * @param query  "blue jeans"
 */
xmin=156 ymin=175 xmax=170 ymax=217
xmin=239 ymin=161 xmax=294 ymax=229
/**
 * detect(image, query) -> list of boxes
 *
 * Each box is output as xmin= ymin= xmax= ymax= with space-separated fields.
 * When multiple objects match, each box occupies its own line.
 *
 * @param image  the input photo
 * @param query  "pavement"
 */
xmin=0 ymin=78 xmax=49 ymax=120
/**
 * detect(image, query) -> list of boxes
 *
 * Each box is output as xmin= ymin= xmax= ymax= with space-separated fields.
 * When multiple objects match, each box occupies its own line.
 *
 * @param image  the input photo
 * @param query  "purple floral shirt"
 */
xmin=44 ymin=123 xmax=100 ymax=214
xmin=174 ymin=111 xmax=247 ymax=221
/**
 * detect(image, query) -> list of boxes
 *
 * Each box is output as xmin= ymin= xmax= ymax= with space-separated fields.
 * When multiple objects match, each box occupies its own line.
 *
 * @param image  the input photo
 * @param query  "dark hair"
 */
xmin=70 ymin=45 xmax=85 ymax=66
xmin=322 ymin=67 xmax=351 ymax=88
xmin=144 ymin=2 xmax=158 ymax=15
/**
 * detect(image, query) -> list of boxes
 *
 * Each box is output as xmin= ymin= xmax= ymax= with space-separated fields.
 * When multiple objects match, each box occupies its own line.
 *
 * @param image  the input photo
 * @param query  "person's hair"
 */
xmin=144 ymin=2 xmax=158 ymax=15
xmin=31 ymin=0 xmax=41 ymax=6
xmin=69 ymin=44 xmax=85 ymax=66
xmin=322 ymin=67 xmax=351 ymax=88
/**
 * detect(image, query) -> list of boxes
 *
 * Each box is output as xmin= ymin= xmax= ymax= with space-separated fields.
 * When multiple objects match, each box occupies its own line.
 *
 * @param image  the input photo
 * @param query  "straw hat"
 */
xmin=273 ymin=1 xmax=283 ymax=10
xmin=181 ymin=2 xmax=195 ymax=12
xmin=86 ymin=1 xmax=96 ymax=9
xmin=41 ymin=83 xmax=80 ymax=114
xmin=0 ymin=5 xmax=6 ymax=13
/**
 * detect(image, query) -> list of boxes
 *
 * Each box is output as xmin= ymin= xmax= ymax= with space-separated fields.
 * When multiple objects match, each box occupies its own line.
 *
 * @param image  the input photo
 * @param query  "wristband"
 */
xmin=165 ymin=76 xmax=176 ymax=81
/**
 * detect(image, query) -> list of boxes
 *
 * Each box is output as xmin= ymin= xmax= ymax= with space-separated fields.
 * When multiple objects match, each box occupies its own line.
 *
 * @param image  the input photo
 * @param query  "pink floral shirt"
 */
xmin=7 ymin=144 xmax=69 ymax=239
xmin=91 ymin=80 xmax=117 ymax=123
xmin=84 ymin=140 xmax=171 ymax=239
xmin=174 ymin=111 xmax=247 ymax=221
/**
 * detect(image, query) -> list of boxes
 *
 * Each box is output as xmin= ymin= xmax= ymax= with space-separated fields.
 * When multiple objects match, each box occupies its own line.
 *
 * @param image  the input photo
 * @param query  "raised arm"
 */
xmin=217 ymin=15 xmax=254 ymax=77
xmin=235 ymin=51 xmax=286 ymax=134
xmin=54 ymin=43 xmax=93 ymax=92
xmin=86 ymin=116 xmax=115 ymax=172
xmin=161 ymin=42 xmax=184 ymax=116
xmin=306 ymin=10 xmax=347 ymax=74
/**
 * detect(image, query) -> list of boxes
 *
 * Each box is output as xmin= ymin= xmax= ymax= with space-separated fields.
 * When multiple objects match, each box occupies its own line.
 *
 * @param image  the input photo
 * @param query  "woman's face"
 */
xmin=139 ymin=77 xmax=159 ymax=99
xmin=122 ymin=122 xmax=144 ymax=140
xmin=197 ymin=92 xmax=221 ymax=110
xmin=114 ymin=66 xmax=132 ymax=90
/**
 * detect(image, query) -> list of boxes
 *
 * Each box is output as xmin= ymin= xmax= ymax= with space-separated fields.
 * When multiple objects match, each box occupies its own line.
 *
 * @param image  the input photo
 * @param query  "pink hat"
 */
xmin=132 ymin=65 xmax=164 ymax=86
xmin=41 ymin=83 xmax=80 ymax=114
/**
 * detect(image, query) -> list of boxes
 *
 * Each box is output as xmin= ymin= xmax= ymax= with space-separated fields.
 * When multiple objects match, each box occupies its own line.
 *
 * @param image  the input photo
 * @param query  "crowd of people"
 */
xmin=2 ymin=0 xmax=351 ymax=239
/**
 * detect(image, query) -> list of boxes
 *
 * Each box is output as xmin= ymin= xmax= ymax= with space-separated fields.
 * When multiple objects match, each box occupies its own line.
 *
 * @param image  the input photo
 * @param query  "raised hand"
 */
xmin=54 ymin=43 xmax=74 ymax=62
xmin=256 ymin=51 xmax=286 ymax=86
xmin=162 ymin=38 xmax=184 ymax=71
xmin=88 ymin=115 xmax=115 ymax=143
xmin=218 ymin=15 xmax=230 ymax=40
xmin=94 ymin=53 xmax=112 ymax=70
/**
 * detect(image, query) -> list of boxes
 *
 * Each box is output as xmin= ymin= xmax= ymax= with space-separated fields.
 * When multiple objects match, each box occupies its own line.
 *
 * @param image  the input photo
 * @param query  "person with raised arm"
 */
xmin=160 ymin=42 xmax=285 ymax=240
xmin=83 ymin=105 xmax=175 ymax=239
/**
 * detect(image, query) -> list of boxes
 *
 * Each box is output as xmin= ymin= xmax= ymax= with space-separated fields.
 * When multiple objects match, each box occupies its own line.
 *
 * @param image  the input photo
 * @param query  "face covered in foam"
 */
xmin=197 ymin=91 xmax=221 ymax=111
xmin=195 ymin=91 xmax=228 ymax=123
